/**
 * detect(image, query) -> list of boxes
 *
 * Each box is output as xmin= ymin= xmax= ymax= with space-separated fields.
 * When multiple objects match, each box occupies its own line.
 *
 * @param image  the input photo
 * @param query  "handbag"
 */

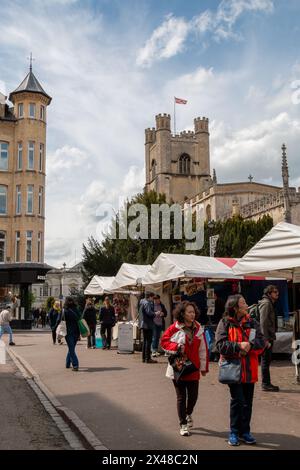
xmin=169 ymin=352 xmax=199 ymax=382
xmin=78 ymin=318 xmax=90 ymax=338
xmin=218 ymin=358 xmax=242 ymax=384
xmin=56 ymin=311 xmax=67 ymax=337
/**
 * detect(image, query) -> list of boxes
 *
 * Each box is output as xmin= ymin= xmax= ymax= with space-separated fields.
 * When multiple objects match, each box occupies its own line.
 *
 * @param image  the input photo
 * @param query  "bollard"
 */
xmin=0 ymin=340 xmax=6 ymax=364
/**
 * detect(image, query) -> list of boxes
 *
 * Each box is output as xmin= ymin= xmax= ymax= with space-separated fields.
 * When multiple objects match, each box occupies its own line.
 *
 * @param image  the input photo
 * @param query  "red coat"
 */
xmin=160 ymin=321 xmax=209 ymax=381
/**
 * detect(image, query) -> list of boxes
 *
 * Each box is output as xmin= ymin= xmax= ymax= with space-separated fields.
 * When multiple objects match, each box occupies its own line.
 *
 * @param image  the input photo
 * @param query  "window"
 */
xmin=29 ymin=103 xmax=36 ymax=118
xmin=15 ymin=231 xmax=20 ymax=262
xmin=39 ymin=143 xmax=44 ymax=172
xmin=0 ymin=186 xmax=7 ymax=215
xmin=0 ymin=232 xmax=6 ymax=263
xmin=27 ymin=185 xmax=34 ymax=214
xmin=179 ymin=154 xmax=191 ymax=175
xmin=43 ymin=283 xmax=48 ymax=297
xmin=40 ymin=105 xmax=45 ymax=121
xmin=0 ymin=142 xmax=8 ymax=170
xmin=151 ymin=159 xmax=156 ymax=179
xmin=16 ymin=185 xmax=21 ymax=214
xmin=28 ymin=141 xmax=35 ymax=169
xmin=17 ymin=143 xmax=22 ymax=170
xmin=18 ymin=103 xmax=24 ymax=118
xmin=38 ymin=232 xmax=42 ymax=263
xmin=38 ymin=187 xmax=43 ymax=216
xmin=26 ymin=231 xmax=33 ymax=262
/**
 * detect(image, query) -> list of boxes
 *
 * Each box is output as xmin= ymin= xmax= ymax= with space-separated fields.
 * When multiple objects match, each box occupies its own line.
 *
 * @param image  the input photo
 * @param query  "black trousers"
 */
xmin=100 ymin=324 xmax=112 ymax=349
xmin=228 ymin=383 xmax=255 ymax=435
xmin=173 ymin=380 xmax=199 ymax=425
xmin=51 ymin=329 xmax=57 ymax=344
xmin=142 ymin=328 xmax=153 ymax=361
xmin=87 ymin=324 xmax=96 ymax=348
xmin=261 ymin=343 xmax=273 ymax=385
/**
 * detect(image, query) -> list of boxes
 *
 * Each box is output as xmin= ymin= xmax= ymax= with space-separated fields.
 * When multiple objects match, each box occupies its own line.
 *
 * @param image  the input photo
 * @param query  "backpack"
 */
xmin=248 ymin=304 xmax=260 ymax=321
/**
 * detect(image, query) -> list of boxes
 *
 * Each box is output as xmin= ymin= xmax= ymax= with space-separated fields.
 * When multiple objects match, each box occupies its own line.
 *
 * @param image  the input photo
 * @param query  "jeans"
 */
xmin=151 ymin=324 xmax=163 ymax=352
xmin=142 ymin=328 xmax=153 ymax=362
xmin=65 ymin=335 xmax=79 ymax=368
xmin=261 ymin=343 xmax=273 ymax=385
xmin=173 ymin=380 xmax=199 ymax=425
xmin=0 ymin=325 xmax=13 ymax=343
xmin=228 ymin=383 xmax=255 ymax=435
xmin=88 ymin=324 xmax=96 ymax=348
xmin=100 ymin=324 xmax=113 ymax=349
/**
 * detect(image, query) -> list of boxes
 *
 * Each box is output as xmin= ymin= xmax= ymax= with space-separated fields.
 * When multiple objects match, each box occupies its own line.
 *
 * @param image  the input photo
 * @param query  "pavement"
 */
xmin=2 ymin=329 xmax=300 ymax=450
xmin=0 ymin=355 xmax=71 ymax=450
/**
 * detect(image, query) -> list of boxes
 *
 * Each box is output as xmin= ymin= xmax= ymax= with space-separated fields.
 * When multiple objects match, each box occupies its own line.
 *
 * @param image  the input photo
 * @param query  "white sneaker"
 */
xmin=186 ymin=415 xmax=193 ymax=428
xmin=151 ymin=352 xmax=157 ymax=357
xmin=180 ymin=424 xmax=190 ymax=436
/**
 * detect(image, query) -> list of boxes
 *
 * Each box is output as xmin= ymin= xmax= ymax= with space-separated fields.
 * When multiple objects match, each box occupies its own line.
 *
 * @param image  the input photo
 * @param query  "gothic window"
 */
xmin=151 ymin=159 xmax=157 ymax=179
xmin=206 ymin=204 xmax=212 ymax=222
xmin=178 ymin=154 xmax=191 ymax=175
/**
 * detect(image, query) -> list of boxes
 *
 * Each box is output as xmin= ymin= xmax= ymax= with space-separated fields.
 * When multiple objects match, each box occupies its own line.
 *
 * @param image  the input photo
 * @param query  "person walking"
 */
xmin=64 ymin=297 xmax=81 ymax=371
xmin=215 ymin=294 xmax=266 ymax=446
xmin=83 ymin=299 xmax=97 ymax=349
xmin=139 ymin=292 xmax=157 ymax=364
xmin=160 ymin=301 xmax=209 ymax=436
xmin=48 ymin=301 xmax=61 ymax=345
xmin=100 ymin=297 xmax=116 ymax=350
xmin=0 ymin=307 xmax=15 ymax=345
xmin=259 ymin=285 xmax=280 ymax=392
xmin=151 ymin=294 xmax=167 ymax=357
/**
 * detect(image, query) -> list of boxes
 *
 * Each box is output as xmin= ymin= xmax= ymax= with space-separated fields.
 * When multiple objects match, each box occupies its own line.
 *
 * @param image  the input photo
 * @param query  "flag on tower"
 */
xmin=175 ymin=97 xmax=187 ymax=104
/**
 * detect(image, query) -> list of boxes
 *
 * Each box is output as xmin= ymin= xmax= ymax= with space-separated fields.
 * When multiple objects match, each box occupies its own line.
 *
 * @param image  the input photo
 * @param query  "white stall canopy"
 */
xmin=84 ymin=276 xmax=115 ymax=295
xmin=233 ymin=222 xmax=300 ymax=281
xmin=142 ymin=253 xmax=242 ymax=285
xmin=111 ymin=263 xmax=151 ymax=290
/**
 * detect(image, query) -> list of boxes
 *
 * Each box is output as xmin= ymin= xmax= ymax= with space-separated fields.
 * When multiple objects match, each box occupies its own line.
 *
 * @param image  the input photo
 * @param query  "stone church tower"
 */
xmin=145 ymin=114 xmax=212 ymax=203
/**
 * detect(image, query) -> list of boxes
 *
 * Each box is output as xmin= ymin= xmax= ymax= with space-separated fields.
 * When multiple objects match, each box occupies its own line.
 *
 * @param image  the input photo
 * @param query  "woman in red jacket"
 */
xmin=215 ymin=294 xmax=266 ymax=447
xmin=160 ymin=301 xmax=209 ymax=437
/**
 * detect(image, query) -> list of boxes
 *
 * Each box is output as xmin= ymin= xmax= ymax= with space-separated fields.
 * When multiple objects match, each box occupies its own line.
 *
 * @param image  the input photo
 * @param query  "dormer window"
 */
xmin=29 ymin=103 xmax=36 ymax=118
xmin=179 ymin=154 xmax=191 ymax=174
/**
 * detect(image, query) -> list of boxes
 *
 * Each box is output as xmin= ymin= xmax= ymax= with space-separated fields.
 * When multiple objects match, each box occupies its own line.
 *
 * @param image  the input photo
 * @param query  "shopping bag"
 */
xmin=78 ymin=319 xmax=90 ymax=338
xmin=56 ymin=320 xmax=67 ymax=337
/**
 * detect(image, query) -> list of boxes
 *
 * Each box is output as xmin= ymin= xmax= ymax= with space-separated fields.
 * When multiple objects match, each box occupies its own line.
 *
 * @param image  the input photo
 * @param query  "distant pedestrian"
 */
xmin=100 ymin=297 xmax=116 ymax=350
xmin=33 ymin=308 xmax=40 ymax=328
xmin=83 ymin=299 xmax=97 ymax=349
xmin=64 ymin=297 xmax=81 ymax=371
xmin=139 ymin=292 xmax=157 ymax=364
xmin=40 ymin=308 xmax=47 ymax=328
xmin=160 ymin=301 xmax=209 ymax=437
xmin=0 ymin=307 xmax=15 ymax=346
xmin=48 ymin=301 xmax=61 ymax=345
xmin=151 ymin=294 xmax=167 ymax=357
xmin=215 ymin=294 xmax=265 ymax=446
xmin=259 ymin=285 xmax=280 ymax=392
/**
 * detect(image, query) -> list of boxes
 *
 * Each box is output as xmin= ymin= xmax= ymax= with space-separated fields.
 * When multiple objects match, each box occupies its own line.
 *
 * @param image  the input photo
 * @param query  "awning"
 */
xmin=111 ymin=263 xmax=151 ymax=290
xmin=233 ymin=222 xmax=300 ymax=280
xmin=84 ymin=276 xmax=115 ymax=295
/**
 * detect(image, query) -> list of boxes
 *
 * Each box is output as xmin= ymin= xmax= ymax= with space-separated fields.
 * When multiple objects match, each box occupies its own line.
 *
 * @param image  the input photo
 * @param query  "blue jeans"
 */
xmin=0 ymin=325 xmax=13 ymax=343
xmin=151 ymin=324 xmax=163 ymax=352
xmin=65 ymin=335 xmax=79 ymax=368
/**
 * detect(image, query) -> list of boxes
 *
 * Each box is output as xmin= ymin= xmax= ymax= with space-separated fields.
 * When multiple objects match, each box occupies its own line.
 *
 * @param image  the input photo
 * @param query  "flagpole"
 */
xmin=174 ymin=97 xmax=176 ymax=135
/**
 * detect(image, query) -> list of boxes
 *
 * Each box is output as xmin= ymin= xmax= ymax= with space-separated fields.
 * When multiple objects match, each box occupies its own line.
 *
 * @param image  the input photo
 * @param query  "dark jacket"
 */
xmin=100 ymin=306 xmax=116 ymax=326
xmin=48 ymin=308 xmax=61 ymax=330
xmin=215 ymin=314 xmax=266 ymax=383
xmin=259 ymin=295 xmax=278 ymax=341
xmin=139 ymin=299 xmax=155 ymax=330
xmin=154 ymin=302 xmax=168 ymax=330
xmin=83 ymin=306 xmax=97 ymax=327
xmin=64 ymin=307 xmax=81 ymax=338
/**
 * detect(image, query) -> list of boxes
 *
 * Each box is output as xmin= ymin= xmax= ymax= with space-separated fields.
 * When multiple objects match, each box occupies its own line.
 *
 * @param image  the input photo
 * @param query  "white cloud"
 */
xmin=137 ymin=0 xmax=274 ymax=66
xmin=136 ymin=14 xmax=190 ymax=67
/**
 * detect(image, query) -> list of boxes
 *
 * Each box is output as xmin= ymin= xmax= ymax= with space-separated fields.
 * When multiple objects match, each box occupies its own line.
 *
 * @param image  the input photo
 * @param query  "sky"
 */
xmin=0 ymin=0 xmax=300 ymax=268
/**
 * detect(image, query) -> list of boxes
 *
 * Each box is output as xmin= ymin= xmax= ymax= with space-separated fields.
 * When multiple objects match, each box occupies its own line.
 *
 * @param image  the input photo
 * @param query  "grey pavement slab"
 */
xmin=7 ymin=330 xmax=300 ymax=450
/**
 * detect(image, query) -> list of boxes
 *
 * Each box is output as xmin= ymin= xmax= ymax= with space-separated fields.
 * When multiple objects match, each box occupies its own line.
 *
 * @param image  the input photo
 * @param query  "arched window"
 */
xmin=151 ymin=159 xmax=157 ymax=179
xmin=178 ymin=154 xmax=191 ymax=174
xmin=206 ymin=204 xmax=212 ymax=222
xmin=0 ymin=231 xmax=6 ymax=263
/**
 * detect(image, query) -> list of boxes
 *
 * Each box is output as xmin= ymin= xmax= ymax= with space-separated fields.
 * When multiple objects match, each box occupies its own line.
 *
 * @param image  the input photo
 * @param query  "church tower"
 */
xmin=0 ymin=62 xmax=51 ymax=265
xmin=145 ymin=114 xmax=212 ymax=203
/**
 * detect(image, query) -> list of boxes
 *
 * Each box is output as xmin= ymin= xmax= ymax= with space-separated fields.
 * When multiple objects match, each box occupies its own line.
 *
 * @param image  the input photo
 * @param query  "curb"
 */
xmin=7 ymin=347 xmax=108 ymax=451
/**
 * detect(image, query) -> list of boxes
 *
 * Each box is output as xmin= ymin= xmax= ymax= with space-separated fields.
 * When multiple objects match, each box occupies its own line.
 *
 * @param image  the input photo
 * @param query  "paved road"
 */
xmin=0 ymin=355 xmax=71 ymax=450
xmin=4 ymin=330 xmax=300 ymax=450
